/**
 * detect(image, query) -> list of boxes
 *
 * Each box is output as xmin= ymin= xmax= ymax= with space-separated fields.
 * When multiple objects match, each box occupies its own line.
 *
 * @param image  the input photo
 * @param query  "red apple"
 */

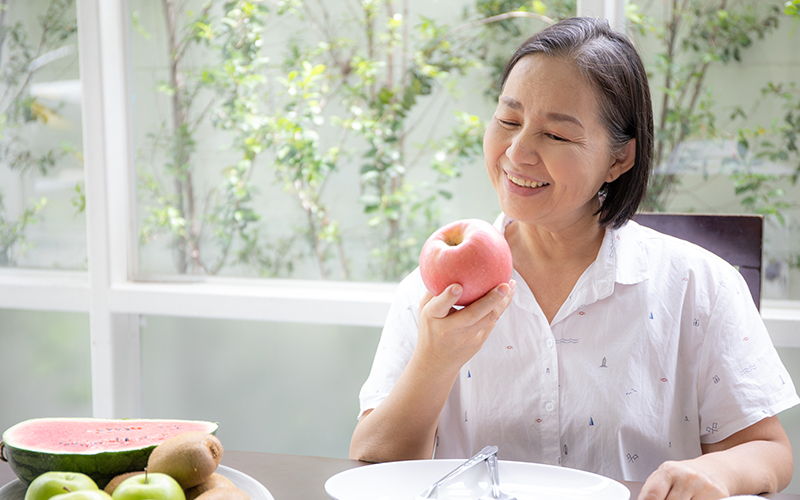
xmin=419 ymin=219 xmax=513 ymax=306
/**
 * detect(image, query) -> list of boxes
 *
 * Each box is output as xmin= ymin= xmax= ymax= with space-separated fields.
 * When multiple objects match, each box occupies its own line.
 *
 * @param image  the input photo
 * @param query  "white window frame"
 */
xmin=0 ymin=0 xmax=798 ymax=418
xmin=577 ymin=0 xmax=627 ymax=30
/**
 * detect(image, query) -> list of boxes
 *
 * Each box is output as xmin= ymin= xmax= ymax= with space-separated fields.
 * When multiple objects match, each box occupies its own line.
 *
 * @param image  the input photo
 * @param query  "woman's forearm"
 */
xmin=349 ymin=350 xmax=461 ymax=462
xmin=639 ymin=416 xmax=793 ymax=500
xmin=351 ymin=283 xmax=515 ymax=463
xmin=694 ymin=436 xmax=793 ymax=495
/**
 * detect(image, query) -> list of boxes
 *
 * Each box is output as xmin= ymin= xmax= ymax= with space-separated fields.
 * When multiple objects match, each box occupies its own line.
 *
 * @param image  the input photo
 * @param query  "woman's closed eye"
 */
xmin=497 ymin=118 xmax=519 ymax=128
xmin=545 ymin=133 xmax=568 ymax=142
xmin=495 ymin=116 xmax=570 ymax=142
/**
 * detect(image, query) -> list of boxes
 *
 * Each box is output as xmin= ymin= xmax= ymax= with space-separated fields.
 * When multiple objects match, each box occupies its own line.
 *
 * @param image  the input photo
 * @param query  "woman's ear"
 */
xmin=605 ymin=138 xmax=636 ymax=183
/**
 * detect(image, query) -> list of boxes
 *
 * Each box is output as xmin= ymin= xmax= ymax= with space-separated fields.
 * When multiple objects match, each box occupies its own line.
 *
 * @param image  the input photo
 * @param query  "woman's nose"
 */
xmin=505 ymin=131 xmax=539 ymax=166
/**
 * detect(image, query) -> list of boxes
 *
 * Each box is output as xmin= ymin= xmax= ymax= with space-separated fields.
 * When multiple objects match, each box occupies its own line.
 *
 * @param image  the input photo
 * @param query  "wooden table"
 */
xmin=2 ymin=450 xmax=798 ymax=499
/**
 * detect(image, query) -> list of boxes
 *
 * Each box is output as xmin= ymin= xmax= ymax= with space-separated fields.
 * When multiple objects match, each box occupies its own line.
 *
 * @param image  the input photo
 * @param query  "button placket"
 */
xmin=542 ymin=345 xmax=561 ymax=464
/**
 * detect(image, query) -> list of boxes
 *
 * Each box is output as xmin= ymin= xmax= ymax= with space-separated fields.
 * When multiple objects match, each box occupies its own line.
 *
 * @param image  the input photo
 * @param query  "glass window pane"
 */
xmin=140 ymin=316 xmax=380 ymax=458
xmin=0 ymin=310 xmax=92 ymax=431
xmin=629 ymin=2 xmax=800 ymax=300
xmin=129 ymin=0 xmax=800 ymax=299
xmin=0 ymin=0 xmax=86 ymax=270
xmin=128 ymin=0 xmax=557 ymax=283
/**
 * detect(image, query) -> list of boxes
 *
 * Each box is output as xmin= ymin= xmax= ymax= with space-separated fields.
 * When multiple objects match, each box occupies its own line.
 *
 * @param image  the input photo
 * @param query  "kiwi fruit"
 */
xmin=184 ymin=473 xmax=236 ymax=500
xmin=194 ymin=488 xmax=250 ymax=500
xmin=103 ymin=471 xmax=146 ymax=494
xmin=147 ymin=431 xmax=224 ymax=489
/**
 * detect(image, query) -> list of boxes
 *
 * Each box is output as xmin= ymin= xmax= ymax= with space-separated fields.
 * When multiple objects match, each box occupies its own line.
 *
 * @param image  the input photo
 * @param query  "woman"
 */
xmin=350 ymin=17 xmax=798 ymax=499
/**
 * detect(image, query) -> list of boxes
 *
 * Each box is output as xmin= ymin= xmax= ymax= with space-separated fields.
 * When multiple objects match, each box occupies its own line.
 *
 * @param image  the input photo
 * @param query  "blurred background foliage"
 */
xmin=1 ymin=0 xmax=799 ymax=286
xmin=0 ymin=0 xmax=77 ymax=265
xmin=134 ymin=0 xmax=560 ymax=281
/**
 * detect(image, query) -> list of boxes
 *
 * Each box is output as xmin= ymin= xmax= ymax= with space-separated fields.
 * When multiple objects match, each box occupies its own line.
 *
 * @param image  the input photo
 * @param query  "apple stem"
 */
xmin=63 ymin=487 xmax=71 ymax=493
xmin=445 ymin=235 xmax=463 ymax=246
xmin=144 ymin=467 xmax=149 ymax=484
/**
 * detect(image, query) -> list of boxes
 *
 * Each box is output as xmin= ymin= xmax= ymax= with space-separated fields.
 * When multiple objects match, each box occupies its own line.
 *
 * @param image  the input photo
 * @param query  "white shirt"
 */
xmin=358 ymin=214 xmax=799 ymax=482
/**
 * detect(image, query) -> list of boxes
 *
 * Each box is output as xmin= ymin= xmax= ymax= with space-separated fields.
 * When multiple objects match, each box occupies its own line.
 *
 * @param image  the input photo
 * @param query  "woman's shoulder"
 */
xmin=620 ymin=219 xmax=731 ymax=263
xmin=617 ymin=220 xmax=744 ymax=284
xmin=617 ymin=220 xmax=760 ymax=320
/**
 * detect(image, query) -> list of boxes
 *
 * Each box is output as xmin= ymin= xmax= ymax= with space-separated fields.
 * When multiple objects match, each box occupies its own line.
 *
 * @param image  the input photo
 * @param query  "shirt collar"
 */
xmin=611 ymin=220 xmax=650 ymax=285
xmin=493 ymin=213 xmax=650 ymax=312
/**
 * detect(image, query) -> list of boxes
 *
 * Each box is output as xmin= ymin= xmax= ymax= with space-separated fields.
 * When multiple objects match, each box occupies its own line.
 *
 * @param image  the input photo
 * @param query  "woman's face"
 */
xmin=484 ymin=54 xmax=632 ymax=233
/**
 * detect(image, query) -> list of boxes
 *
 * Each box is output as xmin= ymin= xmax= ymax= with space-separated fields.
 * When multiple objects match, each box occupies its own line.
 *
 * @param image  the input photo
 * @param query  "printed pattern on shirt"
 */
xmin=357 ymin=217 xmax=800 ymax=482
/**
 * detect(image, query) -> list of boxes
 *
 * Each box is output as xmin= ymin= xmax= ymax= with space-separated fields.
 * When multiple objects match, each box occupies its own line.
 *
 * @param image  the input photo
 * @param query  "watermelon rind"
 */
xmin=0 ymin=418 xmax=218 ymax=488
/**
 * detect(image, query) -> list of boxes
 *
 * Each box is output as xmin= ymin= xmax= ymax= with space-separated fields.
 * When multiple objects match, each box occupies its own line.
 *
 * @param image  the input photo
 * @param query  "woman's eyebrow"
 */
xmin=500 ymin=96 xmax=523 ymax=110
xmin=500 ymin=96 xmax=584 ymax=129
xmin=544 ymin=112 xmax=584 ymax=129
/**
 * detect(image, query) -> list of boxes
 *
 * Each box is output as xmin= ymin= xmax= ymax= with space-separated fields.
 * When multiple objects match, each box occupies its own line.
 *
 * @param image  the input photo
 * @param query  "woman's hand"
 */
xmin=416 ymin=280 xmax=517 ymax=372
xmin=349 ymin=280 xmax=516 ymax=463
xmin=638 ymin=416 xmax=792 ymax=500
xmin=638 ymin=460 xmax=729 ymax=500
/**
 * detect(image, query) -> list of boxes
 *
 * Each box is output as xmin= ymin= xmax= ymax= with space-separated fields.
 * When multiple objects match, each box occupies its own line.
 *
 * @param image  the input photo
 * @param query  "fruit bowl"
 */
xmin=0 ymin=465 xmax=273 ymax=500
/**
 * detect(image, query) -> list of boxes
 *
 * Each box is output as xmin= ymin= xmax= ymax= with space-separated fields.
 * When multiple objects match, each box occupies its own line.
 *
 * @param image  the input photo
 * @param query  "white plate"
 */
xmin=325 ymin=459 xmax=630 ymax=500
xmin=217 ymin=465 xmax=274 ymax=500
xmin=0 ymin=465 xmax=273 ymax=500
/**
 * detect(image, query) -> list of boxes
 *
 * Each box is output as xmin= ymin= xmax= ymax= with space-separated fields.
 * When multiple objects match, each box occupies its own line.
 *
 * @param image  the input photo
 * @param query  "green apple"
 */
xmin=24 ymin=472 xmax=99 ymax=500
xmin=111 ymin=473 xmax=185 ymax=500
xmin=52 ymin=491 xmax=113 ymax=500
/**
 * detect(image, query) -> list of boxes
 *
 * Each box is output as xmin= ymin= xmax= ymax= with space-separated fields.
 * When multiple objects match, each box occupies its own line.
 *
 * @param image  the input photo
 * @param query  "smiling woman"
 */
xmin=493 ymin=17 xmax=653 ymax=232
xmin=484 ymin=55 xmax=637 ymax=238
xmin=350 ymin=17 xmax=799 ymax=500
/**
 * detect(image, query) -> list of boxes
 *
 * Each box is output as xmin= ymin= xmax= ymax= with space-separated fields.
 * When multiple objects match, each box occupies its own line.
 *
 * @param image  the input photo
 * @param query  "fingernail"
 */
xmin=450 ymin=284 xmax=462 ymax=296
xmin=510 ymin=279 xmax=517 ymax=291
xmin=497 ymin=284 xmax=508 ymax=297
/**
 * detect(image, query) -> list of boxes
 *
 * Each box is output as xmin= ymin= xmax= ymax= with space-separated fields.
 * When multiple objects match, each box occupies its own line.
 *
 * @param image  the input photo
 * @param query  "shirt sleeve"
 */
xmin=357 ymin=268 xmax=426 ymax=419
xmin=697 ymin=264 xmax=800 ymax=444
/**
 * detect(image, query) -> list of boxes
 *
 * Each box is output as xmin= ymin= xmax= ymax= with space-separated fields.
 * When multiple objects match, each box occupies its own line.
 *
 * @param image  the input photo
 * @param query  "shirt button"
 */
xmin=546 ymin=338 xmax=554 ymax=348
xmin=545 ymin=402 xmax=555 ymax=412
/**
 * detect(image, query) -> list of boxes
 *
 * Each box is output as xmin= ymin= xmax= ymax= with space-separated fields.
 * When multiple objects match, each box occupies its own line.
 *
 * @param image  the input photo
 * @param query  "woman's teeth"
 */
xmin=507 ymin=173 xmax=549 ymax=188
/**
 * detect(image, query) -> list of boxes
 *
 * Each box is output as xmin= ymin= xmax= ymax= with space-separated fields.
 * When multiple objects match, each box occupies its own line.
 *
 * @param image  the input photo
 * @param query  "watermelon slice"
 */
xmin=0 ymin=418 xmax=218 ymax=488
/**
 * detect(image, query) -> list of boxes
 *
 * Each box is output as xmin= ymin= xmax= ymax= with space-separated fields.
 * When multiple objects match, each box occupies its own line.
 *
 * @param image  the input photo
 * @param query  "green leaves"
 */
xmin=70 ymin=183 xmax=85 ymax=217
xmin=785 ymin=0 xmax=800 ymax=18
xmin=429 ymin=112 xmax=484 ymax=182
xmin=0 ymin=0 xmax=80 ymax=267
xmin=730 ymin=81 xmax=799 ymax=228
xmin=731 ymin=171 xmax=791 ymax=226
xmin=640 ymin=1 xmax=784 ymax=212
xmin=132 ymin=0 xmax=567 ymax=280
xmin=0 ymin=194 xmax=47 ymax=266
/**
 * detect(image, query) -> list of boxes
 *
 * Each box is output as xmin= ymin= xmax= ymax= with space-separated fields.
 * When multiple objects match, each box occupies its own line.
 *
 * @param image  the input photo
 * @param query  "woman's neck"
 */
xmin=508 ymin=215 xmax=606 ymax=269
xmin=505 ymin=215 xmax=607 ymax=323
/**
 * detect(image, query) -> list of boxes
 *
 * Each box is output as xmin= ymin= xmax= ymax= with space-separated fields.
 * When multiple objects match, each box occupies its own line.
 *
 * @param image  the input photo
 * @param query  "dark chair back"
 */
xmin=633 ymin=213 xmax=763 ymax=310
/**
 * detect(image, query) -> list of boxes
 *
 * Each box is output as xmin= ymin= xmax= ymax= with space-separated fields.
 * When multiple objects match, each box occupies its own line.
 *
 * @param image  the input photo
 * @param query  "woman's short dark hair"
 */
xmin=500 ymin=17 xmax=654 ymax=229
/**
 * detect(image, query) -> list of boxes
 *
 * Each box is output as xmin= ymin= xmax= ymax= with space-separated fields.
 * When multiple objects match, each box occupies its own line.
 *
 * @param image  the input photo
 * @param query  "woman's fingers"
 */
xmin=638 ymin=461 xmax=728 ymax=500
xmin=420 ymin=284 xmax=463 ymax=319
xmin=466 ymin=280 xmax=516 ymax=324
xmin=421 ymin=280 xmax=516 ymax=327
xmin=415 ymin=280 xmax=516 ymax=367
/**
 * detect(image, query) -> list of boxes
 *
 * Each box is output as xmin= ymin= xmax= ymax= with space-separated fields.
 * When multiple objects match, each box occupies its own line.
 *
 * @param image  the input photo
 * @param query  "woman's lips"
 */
xmin=506 ymin=171 xmax=550 ymax=189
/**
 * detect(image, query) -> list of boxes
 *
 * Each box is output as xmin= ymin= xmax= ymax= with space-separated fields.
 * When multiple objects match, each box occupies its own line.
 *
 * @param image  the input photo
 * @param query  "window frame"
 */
xmin=0 ymin=0 xmax=798 ymax=418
